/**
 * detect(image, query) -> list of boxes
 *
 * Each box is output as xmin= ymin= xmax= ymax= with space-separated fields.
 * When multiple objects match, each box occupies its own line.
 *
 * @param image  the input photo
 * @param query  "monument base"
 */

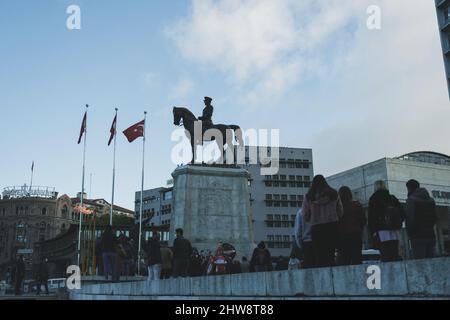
xmin=170 ymin=165 xmax=254 ymax=259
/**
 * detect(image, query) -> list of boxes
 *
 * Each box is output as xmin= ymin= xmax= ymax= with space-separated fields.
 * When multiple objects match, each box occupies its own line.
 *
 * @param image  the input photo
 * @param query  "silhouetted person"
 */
xmin=198 ymin=96 xmax=214 ymax=129
xmin=405 ymin=180 xmax=437 ymax=259
xmin=337 ymin=186 xmax=366 ymax=265
xmin=250 ymin=241 xmax=272 ymax=272
xmin=160 ymin=244 xmax=174 ymax=279
xmin=368 ymin=181 xmax=405 ymax=262
xmin=240 ymin=257 xmax=250 ymax=273
xmin=294 ymin=208 xmax=314 ymax=269
xmin=146 ymin=232 xmax=162 ymax=281
xmin=99 ymin=225 xmax=117 ymax=281
xmin=172 ymin=228 xmax=193 ymax=278
xmin=303 ymin=175 xmax=343 ymax=268
xmin=36 ymin=258 xmax=49 ymax=295
xmin=14 ymin=255 xmax=25 ymax=296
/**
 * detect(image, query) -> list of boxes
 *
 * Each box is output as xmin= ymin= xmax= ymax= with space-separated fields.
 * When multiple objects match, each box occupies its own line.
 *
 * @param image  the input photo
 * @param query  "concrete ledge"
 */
xmin=231 ymin=272 xmax=266 ymax=296
xmin=70 ymin=257 xmax=450 ymax=300
xmin=332 ymin=262 xmax=408 ymax=296
xmin=406 ymin=257 xmax=450 ymax=296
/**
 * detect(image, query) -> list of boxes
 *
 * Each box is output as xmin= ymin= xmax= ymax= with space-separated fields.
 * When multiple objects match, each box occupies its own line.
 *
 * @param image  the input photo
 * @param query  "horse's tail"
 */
xmin=229 ymin=125 xmax=244 ymax=147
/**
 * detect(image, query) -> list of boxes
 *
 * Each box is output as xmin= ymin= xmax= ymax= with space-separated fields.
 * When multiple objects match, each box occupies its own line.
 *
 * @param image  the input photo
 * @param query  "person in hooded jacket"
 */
xmin=405 ymin=179 xmax=437 ymax=260
xmin=302 ymin=175 xmax=343 ymax=268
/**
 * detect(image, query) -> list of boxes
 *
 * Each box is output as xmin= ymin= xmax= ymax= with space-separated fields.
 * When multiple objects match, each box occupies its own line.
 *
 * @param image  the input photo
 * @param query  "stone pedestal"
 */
xmin=170 ymin=165 xmax=254 ymax=259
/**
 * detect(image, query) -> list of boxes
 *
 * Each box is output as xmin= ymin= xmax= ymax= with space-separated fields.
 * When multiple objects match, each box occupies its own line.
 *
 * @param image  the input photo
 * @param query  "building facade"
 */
xmin=135 ymin=187 xmax=173 ymax=241
xmin=72 ymin=194 xmax=135 ymax=220
xmin=244 ymin=146 xmax=314 ymax=257
xmin=436 ymin=0 xmax=450 ymax=98
xmin=137 ymin=147 xmax=314 ymax=257
xmin=0 ymin=186 xmax=76 ymax=276
xmin=327 ymin=151 xmax=450 ymax=258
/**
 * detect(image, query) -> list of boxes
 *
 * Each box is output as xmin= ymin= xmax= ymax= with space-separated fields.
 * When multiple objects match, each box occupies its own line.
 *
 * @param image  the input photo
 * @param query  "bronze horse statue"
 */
xmin=173 ymin=107 xmax=244 ymax=164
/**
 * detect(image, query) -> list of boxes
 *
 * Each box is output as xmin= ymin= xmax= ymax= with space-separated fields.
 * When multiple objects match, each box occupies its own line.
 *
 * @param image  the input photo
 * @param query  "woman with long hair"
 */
xmin=302 ymin=175 xmax=343 ymax=267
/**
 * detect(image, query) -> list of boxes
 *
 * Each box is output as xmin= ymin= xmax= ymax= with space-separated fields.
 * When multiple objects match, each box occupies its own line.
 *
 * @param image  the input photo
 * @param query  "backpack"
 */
xmin=384 ymin=196 xmax=403 ymax=230
xmin=414 ymin=199 xmax=436 ymax=229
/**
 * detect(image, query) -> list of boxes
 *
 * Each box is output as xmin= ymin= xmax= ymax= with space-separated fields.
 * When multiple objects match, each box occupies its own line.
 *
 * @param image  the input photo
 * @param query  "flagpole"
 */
xmin=110 ymin=108 xmax=118 ymax=226
xmin=30 ymin=162 xmax=34 ymax=192
xmin=77 ymin=104 xmax=88 ymax=267
xmin=137 ymin=111 xmax=147 ymax=276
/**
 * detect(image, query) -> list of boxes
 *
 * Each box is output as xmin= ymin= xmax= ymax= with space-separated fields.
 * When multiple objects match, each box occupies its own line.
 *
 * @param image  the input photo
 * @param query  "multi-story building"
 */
xmin=137 ymin=146 xmax=314 ymax=257
xmin=0 ymin=186 xmax=76 ymax=276
xmin=327 ymin=151 xmax=450 ymax=258
xmin=135 ymin=187 xmax=173 ymax=240
xmin=243 ymin=146 xmax=314 ymax=257
xmin=436 ymin=0 xmax=450 ymax=98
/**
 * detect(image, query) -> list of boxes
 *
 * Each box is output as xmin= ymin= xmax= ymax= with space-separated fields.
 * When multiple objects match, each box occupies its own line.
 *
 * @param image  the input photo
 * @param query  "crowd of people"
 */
xmin=292 ymin=175 xmax=437 ymax=269
xmin=5 ymin=175 xmax=438 ymax=292
xmin=93 ymin=175 xmax=438 ymax=280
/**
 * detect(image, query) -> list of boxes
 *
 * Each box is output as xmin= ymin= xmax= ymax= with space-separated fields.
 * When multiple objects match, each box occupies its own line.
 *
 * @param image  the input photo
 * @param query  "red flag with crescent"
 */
xmin=123 ymin=119 xmax=145 ymax=143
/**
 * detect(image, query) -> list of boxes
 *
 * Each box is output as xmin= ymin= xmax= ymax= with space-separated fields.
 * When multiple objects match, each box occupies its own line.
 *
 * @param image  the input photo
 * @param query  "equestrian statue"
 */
xmin=173 ymin=97 xmax=244 ymax=164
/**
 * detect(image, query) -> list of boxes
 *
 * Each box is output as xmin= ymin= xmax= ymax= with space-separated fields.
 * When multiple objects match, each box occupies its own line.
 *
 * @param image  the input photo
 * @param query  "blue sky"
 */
xmin=1 ymin=0 xmax=449 ymax=210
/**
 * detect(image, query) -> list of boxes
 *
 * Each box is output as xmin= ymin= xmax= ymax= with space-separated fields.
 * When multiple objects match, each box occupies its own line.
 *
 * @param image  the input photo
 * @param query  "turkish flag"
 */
xmin=123 ymin=119 xmax=145 ymax=143
xmin=78 ymin=111 xmax=87 ymax=144
xmin=108 ymin=115 xmax=117 ymax=146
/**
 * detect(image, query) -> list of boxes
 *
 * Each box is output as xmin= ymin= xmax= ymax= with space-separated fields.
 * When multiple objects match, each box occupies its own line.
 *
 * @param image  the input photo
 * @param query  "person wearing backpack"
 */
xmin=405 ymin=179 xmax=437 ymax=260
xmin=293 ymin=208 xmax=314 ymax=268
xmin=250 ymin=241 xmax=272 ymax=272
xmin=368 ymin=180 xmax=405 ymax=262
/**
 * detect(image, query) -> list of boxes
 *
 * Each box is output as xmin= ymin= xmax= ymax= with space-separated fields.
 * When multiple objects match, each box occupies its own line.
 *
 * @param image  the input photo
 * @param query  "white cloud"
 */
xmin=166 ymin=0 xmax=368 ymax=104
xmin=168 ymin=78 xmax=195 ymax=100
xmin=166 ymin=0 xmax=450 ymax=177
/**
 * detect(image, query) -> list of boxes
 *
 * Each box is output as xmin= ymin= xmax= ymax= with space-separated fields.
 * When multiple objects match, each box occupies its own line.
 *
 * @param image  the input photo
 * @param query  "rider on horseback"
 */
xmin=198 ymin=96 xmax=214 ymax=130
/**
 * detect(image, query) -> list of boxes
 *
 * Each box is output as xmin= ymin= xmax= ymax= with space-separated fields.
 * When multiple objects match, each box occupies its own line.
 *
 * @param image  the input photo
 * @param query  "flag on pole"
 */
xmin=78 ymin=111 xmax=87 ymax=144
xmin=108 ymin=114 xmax=117 ymax=146
xmin=123 ymin=119 xmax=145 ymax=143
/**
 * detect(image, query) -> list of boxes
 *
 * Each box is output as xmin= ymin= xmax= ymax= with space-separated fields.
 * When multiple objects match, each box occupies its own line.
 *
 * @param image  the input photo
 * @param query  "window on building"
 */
xmin=267 ymin=214 xmax=274 ymax=221
xmin=272 ymin=175 xmax=279 ymax=180
xmin=61 ymin=205 xmax=68 ymax=219
xmin=38 ymin=223 xmax=46 ymax=241
xmin=42 ymin=208 xmax=47 ymax=215
xmin=265 ymin=194 xmax=272 ymax=200
xmin=274 ymin=195 xmax=280 ymax=200
xmin=282 ymin=215 xmax=289 ymax=221
xmin=16 ymin=221 xmax=26 ymax=243
xmin=275 ymin=215 xmax=281 ymax=221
